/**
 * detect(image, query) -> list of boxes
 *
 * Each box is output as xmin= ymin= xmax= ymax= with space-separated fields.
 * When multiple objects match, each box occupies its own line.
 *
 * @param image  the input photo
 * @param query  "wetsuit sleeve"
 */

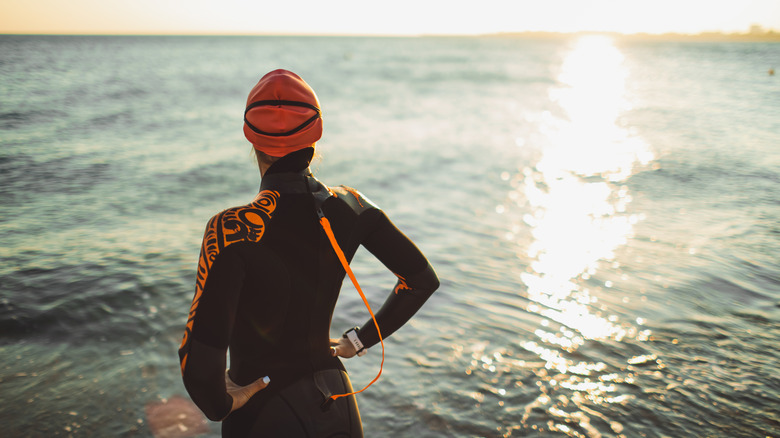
xmin=356 ymin=210 xmax=440 ymax=349
xmin=178 ymin=248 xmax=245 ymax=421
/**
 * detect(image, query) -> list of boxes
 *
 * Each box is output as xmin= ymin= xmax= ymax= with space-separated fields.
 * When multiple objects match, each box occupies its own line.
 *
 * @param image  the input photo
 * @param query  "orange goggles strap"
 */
xmin=318 ymin=214 xmax=384 ymax=404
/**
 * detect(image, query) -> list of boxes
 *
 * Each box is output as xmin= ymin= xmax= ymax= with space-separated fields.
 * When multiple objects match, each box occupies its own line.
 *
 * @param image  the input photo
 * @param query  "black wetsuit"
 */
xmin=178 ymin=148 xmax=439 ymax=437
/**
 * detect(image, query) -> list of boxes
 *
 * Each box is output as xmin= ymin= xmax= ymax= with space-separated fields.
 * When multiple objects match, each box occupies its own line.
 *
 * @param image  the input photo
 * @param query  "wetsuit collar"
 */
xmin=260 ymin=167 xmax=313 ymax=193
xmin=260 ymin=167 xmax=332 ymax=210
xmin=259 ymin=147 xmax=318 ymax=193
xmin=264 ymin=147 xmax=314 ymax=175
xmin=260 ymin=163 xmax=332 ymax=209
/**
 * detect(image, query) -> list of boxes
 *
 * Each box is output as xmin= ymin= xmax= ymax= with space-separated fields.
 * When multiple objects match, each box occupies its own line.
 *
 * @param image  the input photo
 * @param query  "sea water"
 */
xmin=1 ymin=35 xmax=778 ymax=437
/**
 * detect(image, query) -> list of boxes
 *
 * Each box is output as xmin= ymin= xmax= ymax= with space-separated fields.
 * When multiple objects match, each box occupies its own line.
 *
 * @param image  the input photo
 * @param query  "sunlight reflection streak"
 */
xmin=513 ymin=35 xmax=655 ymax=436
xmin=521 ymin=35 xmax=653 ymax=342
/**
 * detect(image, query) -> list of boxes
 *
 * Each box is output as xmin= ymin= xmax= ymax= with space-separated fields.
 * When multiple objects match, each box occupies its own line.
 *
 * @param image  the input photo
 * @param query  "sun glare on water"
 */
xmin=506 ymin=35 xmax=656 ymax=435
xmin=521 ymin=35 xmax=653 ymax=340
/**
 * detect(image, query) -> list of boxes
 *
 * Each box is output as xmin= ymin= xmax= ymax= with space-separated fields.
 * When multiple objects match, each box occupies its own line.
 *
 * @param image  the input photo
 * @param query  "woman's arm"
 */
xmin=178 ymin=248 xmax=245 ymax=421
xmin=353 ymin=209 xmax=440 ymax=350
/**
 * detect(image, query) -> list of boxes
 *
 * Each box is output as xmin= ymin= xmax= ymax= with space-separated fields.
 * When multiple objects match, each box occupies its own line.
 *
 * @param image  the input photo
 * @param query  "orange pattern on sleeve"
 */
xmin=179 ymin=190 xmax=280 ymax=373
xmin=393 ymin=273 xmax=412 ymax=294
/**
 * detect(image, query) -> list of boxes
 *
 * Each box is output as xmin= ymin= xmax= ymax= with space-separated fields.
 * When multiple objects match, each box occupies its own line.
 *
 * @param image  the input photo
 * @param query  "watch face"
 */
xmin=345 ymin=329 xmax=365 ymax=353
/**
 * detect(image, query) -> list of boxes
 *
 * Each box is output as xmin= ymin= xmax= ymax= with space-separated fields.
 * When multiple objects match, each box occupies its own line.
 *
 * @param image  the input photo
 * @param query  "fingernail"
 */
xmin=262 ymin=376 xmax=270 ymax=384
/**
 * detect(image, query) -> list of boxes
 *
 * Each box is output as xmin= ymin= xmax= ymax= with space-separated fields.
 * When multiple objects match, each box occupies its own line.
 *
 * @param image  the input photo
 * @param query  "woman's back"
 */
xmin=178 ymin=70 xmax=439 ymax=437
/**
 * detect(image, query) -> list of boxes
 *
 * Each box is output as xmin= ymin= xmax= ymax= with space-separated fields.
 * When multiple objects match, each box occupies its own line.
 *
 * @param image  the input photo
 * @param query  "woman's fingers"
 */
xmin=226 ymin=371 xmax=270 ymax=413
xmin=249 ymin=375 xmax=271 ymax=392
xmin=330 ymin=337 xmax=357 ymax=358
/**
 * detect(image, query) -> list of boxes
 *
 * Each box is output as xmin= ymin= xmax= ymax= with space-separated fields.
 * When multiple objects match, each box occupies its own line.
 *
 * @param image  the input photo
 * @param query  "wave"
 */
xmin=0 ymin=258 xmax=190 ymax=344
xmin=0 ymin=108 xmax=69 ymax=130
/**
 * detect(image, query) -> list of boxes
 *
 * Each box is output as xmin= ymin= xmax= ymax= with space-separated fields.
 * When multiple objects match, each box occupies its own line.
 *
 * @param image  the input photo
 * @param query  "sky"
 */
xmin=1 ymin=0 xmax=779 ymax=36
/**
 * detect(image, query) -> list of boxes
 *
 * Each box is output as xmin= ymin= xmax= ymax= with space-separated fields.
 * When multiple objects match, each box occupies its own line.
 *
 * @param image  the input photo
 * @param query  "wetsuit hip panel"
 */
xmin=224 ymin=370 xmax=363 ymax=437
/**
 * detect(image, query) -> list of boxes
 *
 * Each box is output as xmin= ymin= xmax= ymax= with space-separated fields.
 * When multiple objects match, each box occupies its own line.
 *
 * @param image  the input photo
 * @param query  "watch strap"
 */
xmin=343 ymin=327 xmax=367 ymax=356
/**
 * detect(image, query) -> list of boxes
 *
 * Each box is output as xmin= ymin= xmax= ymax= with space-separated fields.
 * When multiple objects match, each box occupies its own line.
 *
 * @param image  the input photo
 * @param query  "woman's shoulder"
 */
xmin=330 ymin=185 xmax=380 ymax=215
xmin=202 ymin=190 xmax=281 ymax=246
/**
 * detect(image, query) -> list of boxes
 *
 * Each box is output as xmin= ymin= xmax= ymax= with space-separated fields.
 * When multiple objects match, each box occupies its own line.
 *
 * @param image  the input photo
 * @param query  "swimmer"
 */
xmin=178 ymin=69 xmax=440 ymax=437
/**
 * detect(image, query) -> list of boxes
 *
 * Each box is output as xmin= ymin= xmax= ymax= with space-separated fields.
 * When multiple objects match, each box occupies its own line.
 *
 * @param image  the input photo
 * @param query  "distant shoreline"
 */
xmin=2 ymin=31 xmax=780 ymax=42
xmin=489 ymin=31 xmax=780 ymax=42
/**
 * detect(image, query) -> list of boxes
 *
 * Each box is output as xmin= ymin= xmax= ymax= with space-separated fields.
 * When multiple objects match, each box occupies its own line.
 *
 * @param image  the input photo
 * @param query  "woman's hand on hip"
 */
xmin=225 ymin=371 xmax=270 ymax=414
xmin=330 ymin=337 xmax=358 ymax=358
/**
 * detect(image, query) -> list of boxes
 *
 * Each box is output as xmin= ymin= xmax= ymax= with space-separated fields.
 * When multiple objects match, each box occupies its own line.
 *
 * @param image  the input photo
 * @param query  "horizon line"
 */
xmin=2 ymin=28 xmax=780 ymax=39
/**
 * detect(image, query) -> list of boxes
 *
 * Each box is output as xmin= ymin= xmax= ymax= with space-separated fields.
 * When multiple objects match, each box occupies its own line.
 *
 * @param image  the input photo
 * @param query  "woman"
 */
xmin=178 ymin=69 xmax=439 ymax=437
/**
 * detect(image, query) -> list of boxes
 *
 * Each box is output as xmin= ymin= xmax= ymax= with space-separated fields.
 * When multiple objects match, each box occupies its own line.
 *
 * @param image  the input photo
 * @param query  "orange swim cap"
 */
xmin=243 ymin=69 xmax=323 ymax=157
